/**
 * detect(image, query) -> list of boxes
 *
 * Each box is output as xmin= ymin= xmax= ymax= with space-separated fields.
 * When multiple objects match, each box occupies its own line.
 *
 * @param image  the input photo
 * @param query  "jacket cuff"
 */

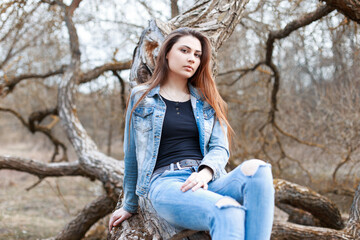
xmin=122 ymin=202 xmax=138 ymax=214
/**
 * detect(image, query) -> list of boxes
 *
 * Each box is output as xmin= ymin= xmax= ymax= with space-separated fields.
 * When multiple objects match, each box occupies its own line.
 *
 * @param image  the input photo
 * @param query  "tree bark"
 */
xmin=275 ymin=179 xmax=344 ymax=230
xmin=55 ymin=195 xmax=116 ymax=240
xmin=271 ymin=221 xmax=353 ymax=240
xmin=171 ymin=0 xmax=179 ymax=18
xmin=321 ymin=0 xmax=360 ymax=24
xmin=345 ymin=183 xmax=360 ymax=238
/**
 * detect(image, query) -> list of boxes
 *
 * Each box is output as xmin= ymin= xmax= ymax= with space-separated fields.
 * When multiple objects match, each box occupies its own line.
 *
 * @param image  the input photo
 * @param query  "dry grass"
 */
xmin=0 ymin=139 xmax=107 ymax=240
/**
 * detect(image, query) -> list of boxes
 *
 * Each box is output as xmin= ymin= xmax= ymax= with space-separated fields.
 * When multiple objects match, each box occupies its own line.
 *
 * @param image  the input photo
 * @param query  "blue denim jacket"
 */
xmin=122 ymin=82 xmax=229 ymax=213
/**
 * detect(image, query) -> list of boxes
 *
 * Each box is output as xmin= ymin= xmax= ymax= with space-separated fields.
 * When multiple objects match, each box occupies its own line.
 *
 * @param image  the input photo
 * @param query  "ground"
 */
xmin=0 ymin=140 xmax=108 ymax=240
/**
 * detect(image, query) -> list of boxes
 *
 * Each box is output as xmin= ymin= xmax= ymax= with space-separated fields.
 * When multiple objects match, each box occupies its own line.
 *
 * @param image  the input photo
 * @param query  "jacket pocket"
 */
xmin=134 ymin=107 xmax=154 ymax=132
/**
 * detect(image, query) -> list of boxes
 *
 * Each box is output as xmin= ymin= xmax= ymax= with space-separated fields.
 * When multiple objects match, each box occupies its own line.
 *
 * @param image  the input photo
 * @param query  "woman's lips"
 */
xmin=184 ymin=66 xmax=193 ymax=71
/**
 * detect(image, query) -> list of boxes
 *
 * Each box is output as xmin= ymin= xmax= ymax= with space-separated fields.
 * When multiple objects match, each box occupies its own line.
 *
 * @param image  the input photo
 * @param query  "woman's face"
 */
xmin=166 ymin=35 xmax=202 ymax=80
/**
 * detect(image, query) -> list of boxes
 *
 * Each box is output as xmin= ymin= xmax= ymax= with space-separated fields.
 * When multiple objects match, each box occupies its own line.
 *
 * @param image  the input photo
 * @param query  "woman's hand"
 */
xmin=180 ymin=167 xmax=213 ymax=192
xmin=108 ymin=207 xmax=133 ymax=231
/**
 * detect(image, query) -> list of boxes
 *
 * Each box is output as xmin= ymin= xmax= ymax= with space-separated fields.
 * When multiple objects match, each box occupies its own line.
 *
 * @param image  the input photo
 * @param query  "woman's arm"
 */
xmin=199 ymin=119 xmax=229 ymax=181
xmin=121 ymin=90 xmax=139 ymax=213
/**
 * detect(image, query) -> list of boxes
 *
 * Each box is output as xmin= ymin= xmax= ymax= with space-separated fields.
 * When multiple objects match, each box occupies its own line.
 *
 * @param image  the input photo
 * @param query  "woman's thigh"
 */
xmin=148 ymin=169 xmax=239 ymax=231
xmin=208 ymin=160 xmax=273 ymax=205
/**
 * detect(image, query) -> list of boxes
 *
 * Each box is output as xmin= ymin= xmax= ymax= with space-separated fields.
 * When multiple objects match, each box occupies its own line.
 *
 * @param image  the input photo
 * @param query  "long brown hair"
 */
xmin=128 ymin=27 xmax=233 ymax=144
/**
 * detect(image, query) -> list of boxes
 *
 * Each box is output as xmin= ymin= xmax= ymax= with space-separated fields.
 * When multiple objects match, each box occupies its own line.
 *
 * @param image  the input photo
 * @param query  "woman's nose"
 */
xmin=188 ymin=55 xmax=195 ymax=63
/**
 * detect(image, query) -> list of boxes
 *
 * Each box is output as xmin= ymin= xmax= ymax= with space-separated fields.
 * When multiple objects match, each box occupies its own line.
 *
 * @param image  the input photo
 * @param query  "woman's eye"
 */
xmin=195 ymin=54 xmax=201 ymax=58
xmin=180 ymin=49 xmax=187 ymax=53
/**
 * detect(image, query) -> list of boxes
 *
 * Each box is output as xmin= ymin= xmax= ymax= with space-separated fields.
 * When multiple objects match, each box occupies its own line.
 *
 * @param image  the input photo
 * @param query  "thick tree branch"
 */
xmin=272 ymin=221 xmax=353 ymax=239
xmin=321 ymin=0 xmax=360 ymax=24
xmin=0 ymin=107 xmax=68 ymax=162
xmin=276 ymin=203 xmax=322 ymax=227
xmin=0 ymin=155 xmax=92 ymax=179
xmin=79 ymin=61 xmax=132 ymax=84
xmin=28 ymin=107 xmax=58 ymax=132
xmin=169 ymin=0 xmax=251 ymax=50
xmin=266 ymin=5 xmax=334 ymax=63
xmin=266 ymin=5 xmax=334 ymax=122
xmin=275 ymin=179 xmax=344 ymax=230
xmin=171 ymin=0 xmax=180 ymax=18
xmin=55 ymin=195 xmax=116 ymax=240
xmin=68 ymin=0 xmax=82 ymax=16
xmin=0 ymin=60 xmax=131 ymax=97
xmin=0 ymin=66 xmax=66 ymax=96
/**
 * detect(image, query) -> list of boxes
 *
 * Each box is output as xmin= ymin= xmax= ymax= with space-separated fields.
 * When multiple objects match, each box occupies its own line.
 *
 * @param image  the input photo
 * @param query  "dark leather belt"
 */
xmin=152 ymin=159 xmax=202 ymax=176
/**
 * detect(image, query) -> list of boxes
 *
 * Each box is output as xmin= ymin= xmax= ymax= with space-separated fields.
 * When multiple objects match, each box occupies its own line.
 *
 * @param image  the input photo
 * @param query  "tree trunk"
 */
xmin=345 ymin=183 xmax=360 ymax=238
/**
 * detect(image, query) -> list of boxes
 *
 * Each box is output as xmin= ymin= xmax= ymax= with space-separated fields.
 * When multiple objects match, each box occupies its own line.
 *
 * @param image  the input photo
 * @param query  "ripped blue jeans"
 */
xmin=148 ymin=160 xmax=275 ymax=240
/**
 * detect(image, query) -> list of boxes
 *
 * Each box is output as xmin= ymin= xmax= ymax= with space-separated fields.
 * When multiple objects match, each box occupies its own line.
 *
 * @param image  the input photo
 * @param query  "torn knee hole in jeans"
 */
xmin=215 ymin=196 xmax=242 ymax=209
xmin=241 ymin=159 xmax=266 ymax=176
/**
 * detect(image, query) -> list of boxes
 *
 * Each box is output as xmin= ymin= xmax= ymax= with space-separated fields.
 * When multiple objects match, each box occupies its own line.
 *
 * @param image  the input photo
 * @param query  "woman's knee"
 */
xmin=211 ymin=197 xmax=245 ymax=232
xmin=240 ymin=159 xmax=267 ymax=176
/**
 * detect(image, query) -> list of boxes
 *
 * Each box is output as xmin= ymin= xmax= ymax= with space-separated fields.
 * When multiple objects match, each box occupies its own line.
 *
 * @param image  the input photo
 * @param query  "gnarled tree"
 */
xmin=1 ymin=0 xmax=360 ymax=239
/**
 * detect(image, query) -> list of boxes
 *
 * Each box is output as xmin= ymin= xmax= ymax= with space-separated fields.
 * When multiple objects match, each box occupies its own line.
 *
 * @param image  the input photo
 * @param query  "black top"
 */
xmin=155 ymin=96 xmax=203 ymax=170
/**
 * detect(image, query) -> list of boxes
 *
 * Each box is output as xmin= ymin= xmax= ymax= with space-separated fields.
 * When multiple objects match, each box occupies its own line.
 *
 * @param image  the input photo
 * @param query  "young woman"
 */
xmin=109 ymin=28 xmax=275 ymax=239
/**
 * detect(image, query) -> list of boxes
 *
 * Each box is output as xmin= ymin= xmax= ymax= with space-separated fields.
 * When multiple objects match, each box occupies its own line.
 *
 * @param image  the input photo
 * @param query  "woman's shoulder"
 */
xmin=128 ymin=84 xmax=151 ymax=102
xmin=130 ymin=84 xmax=150 ymax=96
xmin=128 ymin=84 xmax=157 ymax=107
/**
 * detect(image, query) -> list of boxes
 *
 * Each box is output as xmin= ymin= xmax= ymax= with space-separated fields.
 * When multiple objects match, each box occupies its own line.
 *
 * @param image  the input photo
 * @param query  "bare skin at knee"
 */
xmin=215 ymin=196 xmax=241 ymax=208
xmin=241 ymin=159 xmax=266 ymax=176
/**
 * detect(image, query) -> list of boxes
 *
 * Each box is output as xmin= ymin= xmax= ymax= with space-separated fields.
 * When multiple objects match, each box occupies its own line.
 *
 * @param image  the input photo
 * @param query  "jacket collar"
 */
xmin=147 ymin=82 xmax=202 ymax=100
xmin=147 ymin=84 xmax=160 ymax=97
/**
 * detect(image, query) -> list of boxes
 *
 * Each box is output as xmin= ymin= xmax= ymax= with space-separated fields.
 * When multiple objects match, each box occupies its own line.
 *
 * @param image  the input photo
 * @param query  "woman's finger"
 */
xmin=113 ymin=216 xmax=125 ymax=227
xmin=191 ymin=180 xmax=205 ymax=191
xmin=108 ymin=217 xmax=114 ymax=231
xmin=109 ymin=215 xmax=118 ymax=231
xmin=181 ymin=173 xmax=198 ymax=191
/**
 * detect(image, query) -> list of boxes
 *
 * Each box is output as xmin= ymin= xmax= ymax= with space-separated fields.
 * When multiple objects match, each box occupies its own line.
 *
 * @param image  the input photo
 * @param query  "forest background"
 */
xmin=0 ymin=0 xmax=359 ymax=239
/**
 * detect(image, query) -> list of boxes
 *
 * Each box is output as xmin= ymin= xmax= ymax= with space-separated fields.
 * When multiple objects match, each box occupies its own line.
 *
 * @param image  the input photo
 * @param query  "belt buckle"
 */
xmin=176 ymin=162 xmax=183 ymax=170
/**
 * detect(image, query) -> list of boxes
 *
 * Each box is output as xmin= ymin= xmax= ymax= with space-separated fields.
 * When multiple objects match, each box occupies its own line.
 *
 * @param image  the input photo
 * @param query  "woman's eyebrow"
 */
xmin=180 ymin=45 xmax=202 ymax=53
